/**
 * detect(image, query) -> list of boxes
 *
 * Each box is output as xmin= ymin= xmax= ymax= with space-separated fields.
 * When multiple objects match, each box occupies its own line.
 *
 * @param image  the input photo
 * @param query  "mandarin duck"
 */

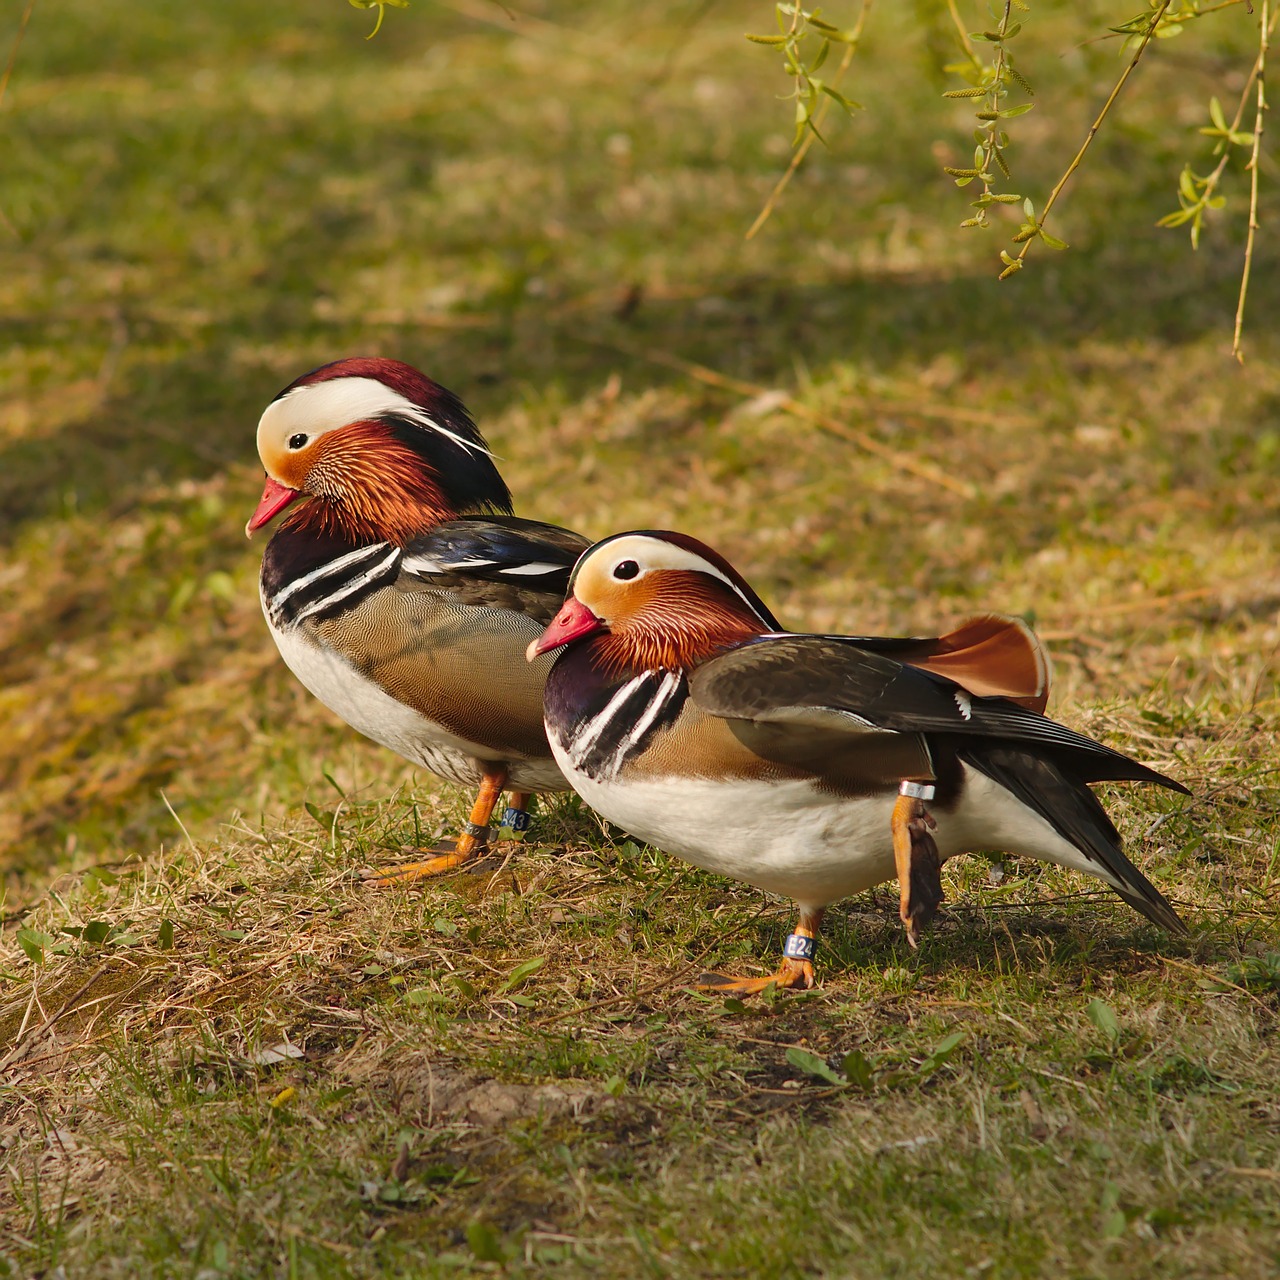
xmin=247 ymin=357 xmax=589 ymax=881
xmin=529 ymin=531 xmax=1189 ymax=994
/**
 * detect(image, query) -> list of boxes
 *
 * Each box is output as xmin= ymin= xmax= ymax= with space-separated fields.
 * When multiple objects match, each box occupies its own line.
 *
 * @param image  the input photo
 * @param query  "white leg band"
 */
xmin=898 ymin=780 xmax=936 ymax=800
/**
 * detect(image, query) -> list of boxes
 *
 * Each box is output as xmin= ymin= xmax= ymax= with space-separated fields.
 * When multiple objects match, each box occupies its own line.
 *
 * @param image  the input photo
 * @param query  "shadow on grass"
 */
xmin=0 ymin=226 xmax=1268 ymax=544
xmin=733 ymin=892 xmax=1193 ymax=983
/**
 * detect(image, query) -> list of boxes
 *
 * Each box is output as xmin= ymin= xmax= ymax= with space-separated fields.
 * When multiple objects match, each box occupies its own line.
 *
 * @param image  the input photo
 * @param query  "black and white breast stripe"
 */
xmin=266 ymin=542 xmax=402 ymax=628
xmin=562 ymin=669 xmax=688 ymax=782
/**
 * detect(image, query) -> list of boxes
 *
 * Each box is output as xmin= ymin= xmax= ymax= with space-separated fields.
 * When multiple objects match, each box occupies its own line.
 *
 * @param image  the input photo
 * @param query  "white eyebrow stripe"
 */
xmin=394 ymin=400 xmax=492 ymax=457
xmin=272 ymin=542 xmax=395 ymax=607
xmin=591 ymin=535 xmax=772 ymax=625
xmin=259 ymin=377 xmax=492 ymax=457
xmin=498 ymin=562 xmax=564 ymax=576
xmin=291 ymin=547 xmax=402 ymax=624
xmin=686 ymin=561 xmax=762 ymax=616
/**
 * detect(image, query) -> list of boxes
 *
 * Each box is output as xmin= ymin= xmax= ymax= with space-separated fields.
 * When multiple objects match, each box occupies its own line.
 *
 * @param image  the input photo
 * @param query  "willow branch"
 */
xmin=745 ymin=0 xmax=873 ymax=241
xmin=944 ymin=0 xmax=980 ymax=65
xmin=0 ymin=0 xmax=35 ymax=110
xmin=1233 ymin=0 xmax=1269 ymax=362
xmin=1005 ymin=0 xmax=1174 ymax=276
xmin=0 ymin=0 xmax=37 ymax=238
xmin=1192 ymin=2 xmax=1280 ymax=224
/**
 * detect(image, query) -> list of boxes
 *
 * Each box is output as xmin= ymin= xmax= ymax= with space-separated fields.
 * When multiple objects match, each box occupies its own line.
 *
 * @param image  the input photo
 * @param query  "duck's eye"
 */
xmin=287 ymin=433 xmax=308 ymax=450
xmin=612 ymin=560 xmax=640 ymax=581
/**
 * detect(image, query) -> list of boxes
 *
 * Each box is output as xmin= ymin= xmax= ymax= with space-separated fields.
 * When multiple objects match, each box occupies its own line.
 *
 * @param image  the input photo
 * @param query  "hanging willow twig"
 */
xmin=998 ymin=0 xmax=1175 ymax=279
xmin=746 ymin=0 xmax=874 ymax=240
xmin=1233 ymin=0 xmax=1269 ymax=361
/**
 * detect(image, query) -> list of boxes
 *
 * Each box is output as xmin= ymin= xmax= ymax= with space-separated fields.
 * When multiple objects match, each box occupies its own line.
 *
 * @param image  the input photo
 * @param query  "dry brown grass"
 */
xmin=3 ymin=0 xmax=1279 ymax=1274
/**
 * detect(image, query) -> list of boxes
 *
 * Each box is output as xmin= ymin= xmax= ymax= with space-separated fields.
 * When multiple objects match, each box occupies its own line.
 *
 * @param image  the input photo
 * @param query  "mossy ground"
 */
xmin=2 ymin=2 xmax=1278 ymax=1276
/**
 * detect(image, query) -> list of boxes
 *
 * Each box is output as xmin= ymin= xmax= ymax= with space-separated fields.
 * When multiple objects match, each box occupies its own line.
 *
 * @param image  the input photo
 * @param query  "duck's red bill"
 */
xmin=246 ymin=475 xmax=300 ymax=535
xmin=527 ymin=598 xmax=603 ymax=660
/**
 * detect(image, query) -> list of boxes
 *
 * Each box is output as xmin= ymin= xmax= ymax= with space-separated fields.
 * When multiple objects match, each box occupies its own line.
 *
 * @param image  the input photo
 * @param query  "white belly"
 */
xmin=269 ymin=618 xmax=566 ymax=792
xmin=549 ymin=735 xmax=1121 ymax=908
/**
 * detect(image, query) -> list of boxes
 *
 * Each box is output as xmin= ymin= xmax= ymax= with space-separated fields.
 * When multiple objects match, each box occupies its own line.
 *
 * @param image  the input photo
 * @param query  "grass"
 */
xmin=2 ymin=0 xmax=1279 ymax=1275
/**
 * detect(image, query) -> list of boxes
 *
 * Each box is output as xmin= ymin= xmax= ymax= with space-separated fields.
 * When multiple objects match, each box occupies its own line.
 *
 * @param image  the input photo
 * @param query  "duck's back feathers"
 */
xmin=261 ymin=515 xmax=591 ymax=770
xmin=401 ymin=517 xmax=590 ymax=622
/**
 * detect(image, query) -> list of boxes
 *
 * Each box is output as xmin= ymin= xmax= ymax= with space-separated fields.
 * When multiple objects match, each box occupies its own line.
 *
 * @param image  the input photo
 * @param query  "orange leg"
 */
xmin=892 ymin=784 xmax=943 ymax=948
xmin=365 ymin=768 xmax=507 ymax=886
xmin=696 ymin=907 xmax=825 ymax=996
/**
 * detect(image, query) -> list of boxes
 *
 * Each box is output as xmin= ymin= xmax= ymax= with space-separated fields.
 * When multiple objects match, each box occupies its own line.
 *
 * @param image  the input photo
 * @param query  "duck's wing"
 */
xmin=689 ymin=633 xmax=1187 ymax=793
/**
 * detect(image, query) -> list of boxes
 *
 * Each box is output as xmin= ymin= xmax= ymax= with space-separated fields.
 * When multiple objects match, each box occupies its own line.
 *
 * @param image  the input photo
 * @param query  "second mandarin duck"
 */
xmin=529 ymin=530 xmax=1188 ymax=994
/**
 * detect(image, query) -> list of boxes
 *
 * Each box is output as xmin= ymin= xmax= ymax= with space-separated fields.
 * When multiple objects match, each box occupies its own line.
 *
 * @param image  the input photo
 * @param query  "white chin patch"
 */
xmin=258 ymin=377 xmax=488 ymax=457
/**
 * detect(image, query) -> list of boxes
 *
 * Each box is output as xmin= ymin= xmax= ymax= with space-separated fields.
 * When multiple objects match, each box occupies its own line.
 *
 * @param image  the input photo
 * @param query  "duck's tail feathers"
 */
xmin=961 ymin=744 xmax=1188 ymax=935
xmin=1056 ymin=749 xmax=1191 ymax=796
